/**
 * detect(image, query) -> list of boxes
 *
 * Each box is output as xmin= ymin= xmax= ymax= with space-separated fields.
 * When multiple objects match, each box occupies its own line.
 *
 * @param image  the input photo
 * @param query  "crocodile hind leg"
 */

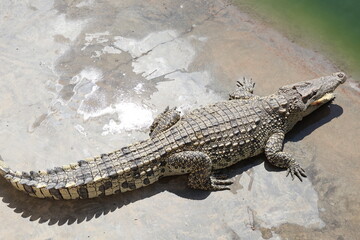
xmin=265 ymin=132 xmax=307 ymax=181
xmin=229 ymin=77 xmax=258 ymax=100
xmin=149 ymin=106 xmax=181 ymax=138
xmin=167 ymin=151 xmax=233 ymax=190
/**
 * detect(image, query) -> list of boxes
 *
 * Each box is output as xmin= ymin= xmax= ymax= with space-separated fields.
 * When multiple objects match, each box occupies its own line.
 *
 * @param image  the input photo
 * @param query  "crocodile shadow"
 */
xmin=0 ymin=168 xmax=223 ymax=226
xmin=0 ymin=103 xmax=342 ymax=226
xmin=286 ymin=103 xmax=344 ymax=142
xmin=0 ymin=159 xmax=262 ymax=226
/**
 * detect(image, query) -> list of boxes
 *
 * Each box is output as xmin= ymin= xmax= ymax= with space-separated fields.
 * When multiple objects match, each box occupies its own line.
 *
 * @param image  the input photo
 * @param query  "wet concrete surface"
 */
xmin=0 ymin=0 xmax=359 ymax=239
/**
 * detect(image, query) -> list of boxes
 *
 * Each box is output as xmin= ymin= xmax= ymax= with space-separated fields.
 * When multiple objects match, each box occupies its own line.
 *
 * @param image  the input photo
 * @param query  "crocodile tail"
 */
xmin=0 ymin=155 xmax=10 ymax=176
xmin=0 ymin=156 xmax=49 ymax=198
xmin=0 ymin=157 xmax=35 ymax=197
xmin=1 ymin=157 xmax=114 ymax=200
xmin=0 ymin=157 xmax=110 ymax=199
xmin=1 ymin=140 xmax=161 ymax=200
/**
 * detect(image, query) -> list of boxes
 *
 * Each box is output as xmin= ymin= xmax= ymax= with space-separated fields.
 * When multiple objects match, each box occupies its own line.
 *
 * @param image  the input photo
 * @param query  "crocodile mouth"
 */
xmin=310 ymin=93 xmax=335 ymax=106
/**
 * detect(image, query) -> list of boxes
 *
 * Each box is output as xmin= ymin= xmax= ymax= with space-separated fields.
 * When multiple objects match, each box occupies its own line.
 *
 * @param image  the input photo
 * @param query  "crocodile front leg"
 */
xmin=229 ymin=77 xmax=258 ymax=100
xmin=149 ymin=106 xmax=181 ymax=138
xmin=265 ymin=132 xmax=307 ymax=181
xmin=167 ymin=151 xmax=233 ymax=190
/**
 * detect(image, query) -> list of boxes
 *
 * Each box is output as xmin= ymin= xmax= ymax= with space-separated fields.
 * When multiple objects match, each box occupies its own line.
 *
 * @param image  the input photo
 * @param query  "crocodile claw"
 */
xmin=211 ymin=185 xmax=231 ymax=190
xmin=211 ymin=177 xmax=233 ymax=185
xmin=286 ymin=163 xmax=307 ymax=182
xmin=208 ymin=176 xmax=234 ymax=190
xmin=236 ymin=77 xmax=255 ymax=93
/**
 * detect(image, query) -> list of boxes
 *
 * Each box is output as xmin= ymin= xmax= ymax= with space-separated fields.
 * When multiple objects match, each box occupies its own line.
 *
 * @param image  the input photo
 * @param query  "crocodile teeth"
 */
xmin=310 ymin=93 xmax=335 ymax=106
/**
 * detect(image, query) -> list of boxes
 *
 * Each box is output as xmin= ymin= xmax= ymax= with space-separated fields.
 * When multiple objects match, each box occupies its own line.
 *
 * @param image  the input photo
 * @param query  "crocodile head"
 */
xmin=277 ymin=72 xmax=346 ymax=131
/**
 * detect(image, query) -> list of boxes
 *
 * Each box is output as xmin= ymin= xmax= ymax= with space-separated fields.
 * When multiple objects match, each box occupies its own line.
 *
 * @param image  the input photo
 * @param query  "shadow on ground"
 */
xmin=287 ymin=103 xmax=343 ymax=142
xmin=0 ymin=103 xmax=342 ymax=226
xmin=0 ymin=157 xmax=262 ymax=226
xmin=0 ymin=156 xmax=260 ymax=226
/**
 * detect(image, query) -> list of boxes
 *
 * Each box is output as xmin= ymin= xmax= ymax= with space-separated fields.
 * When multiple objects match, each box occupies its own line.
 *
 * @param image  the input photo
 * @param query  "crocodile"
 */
xmin=0 ymin=72 xmax=346 ymax=200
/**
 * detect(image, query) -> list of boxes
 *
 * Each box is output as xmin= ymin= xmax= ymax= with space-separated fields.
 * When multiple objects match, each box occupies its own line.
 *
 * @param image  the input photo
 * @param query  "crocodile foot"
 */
xmin=210 ymin=176 xmax=233 ymax=190
xmin=236 ymin=77 xmax=255 ymax=93
xmin=150 ymin=106 xmax=181 ymax=137
xmin=189 ymin=176 xmax=233 ymax=191
xmin=229 ymin=77 xmax=256 ymax=100
xmin=286 ymin=163 xmax=307 ymax=182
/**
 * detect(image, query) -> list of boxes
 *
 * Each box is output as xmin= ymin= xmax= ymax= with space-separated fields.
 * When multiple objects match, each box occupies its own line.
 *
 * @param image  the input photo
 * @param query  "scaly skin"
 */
xmin=0 ymin=72 xmax=346 ymax=199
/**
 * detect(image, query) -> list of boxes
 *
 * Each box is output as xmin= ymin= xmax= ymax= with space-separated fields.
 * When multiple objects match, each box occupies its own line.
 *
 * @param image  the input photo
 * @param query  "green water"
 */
xmin=233 ymin=0 xmax=360 ymax=78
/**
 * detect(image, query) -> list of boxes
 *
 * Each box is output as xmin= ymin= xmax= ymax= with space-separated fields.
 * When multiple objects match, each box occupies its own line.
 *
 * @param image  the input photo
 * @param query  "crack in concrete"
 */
xmin=181 ymin=2 xmax=231 ymax=36
xmin=136 ymin=2 xmax=231 ymax=58
xmin=105 ymin=2 xmax=231 ymax=79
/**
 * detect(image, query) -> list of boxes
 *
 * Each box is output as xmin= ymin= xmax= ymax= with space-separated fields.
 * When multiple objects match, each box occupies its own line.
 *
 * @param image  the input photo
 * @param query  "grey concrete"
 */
xmin=0 ymin=0 xmax=359 ymax=239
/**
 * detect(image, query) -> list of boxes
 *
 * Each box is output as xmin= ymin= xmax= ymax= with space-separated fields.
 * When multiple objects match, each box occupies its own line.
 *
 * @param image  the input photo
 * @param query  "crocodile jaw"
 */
xmin=310 ymin=93 xmax=335 ymax=106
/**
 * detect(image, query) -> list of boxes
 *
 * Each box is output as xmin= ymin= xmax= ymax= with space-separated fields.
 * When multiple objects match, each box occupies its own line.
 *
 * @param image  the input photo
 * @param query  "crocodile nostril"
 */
xmin=336 ymin=72 xmax=347 ymax=83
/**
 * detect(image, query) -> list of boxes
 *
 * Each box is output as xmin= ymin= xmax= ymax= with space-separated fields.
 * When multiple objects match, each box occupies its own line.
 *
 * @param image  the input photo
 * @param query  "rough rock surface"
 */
xmin=0 ymin=0 xmax=359 ymax=239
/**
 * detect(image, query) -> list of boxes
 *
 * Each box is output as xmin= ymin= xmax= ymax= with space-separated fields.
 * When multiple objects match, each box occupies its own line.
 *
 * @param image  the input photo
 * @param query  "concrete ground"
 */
xmin=0 ymin=0 xmax=359 ymax=239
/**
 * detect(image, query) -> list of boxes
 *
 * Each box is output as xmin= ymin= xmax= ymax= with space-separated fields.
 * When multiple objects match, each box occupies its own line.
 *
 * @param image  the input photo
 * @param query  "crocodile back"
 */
xmin=163 ymin=97 xmax=287 ymax=169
